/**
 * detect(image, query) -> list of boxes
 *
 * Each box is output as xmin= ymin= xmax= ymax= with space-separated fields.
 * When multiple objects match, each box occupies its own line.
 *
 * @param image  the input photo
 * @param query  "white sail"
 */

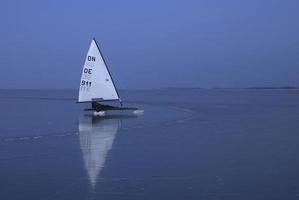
xmin=79 ymin=117 xmax=119 ymax=188
xmin=78 ymin=39 xmax=119 ymax=102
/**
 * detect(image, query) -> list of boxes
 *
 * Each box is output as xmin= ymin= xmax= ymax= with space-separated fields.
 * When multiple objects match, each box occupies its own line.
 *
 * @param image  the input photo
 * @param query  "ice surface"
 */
xmin=0 ymin=89 xmax=299 ymax=200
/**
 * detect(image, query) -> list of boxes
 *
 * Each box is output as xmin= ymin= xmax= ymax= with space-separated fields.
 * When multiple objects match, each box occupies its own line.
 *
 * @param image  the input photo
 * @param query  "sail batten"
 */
xmin=78 ymin=39 xmax=119 ymax=102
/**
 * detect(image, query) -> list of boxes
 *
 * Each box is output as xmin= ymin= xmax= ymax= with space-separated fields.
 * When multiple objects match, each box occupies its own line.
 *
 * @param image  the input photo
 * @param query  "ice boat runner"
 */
xmin=78 ymin=38 xmax=142 ymax=116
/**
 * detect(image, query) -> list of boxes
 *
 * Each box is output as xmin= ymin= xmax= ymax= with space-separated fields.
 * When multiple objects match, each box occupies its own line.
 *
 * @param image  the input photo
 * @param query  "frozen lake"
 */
xmin=1 ymin=89 xmax=299 ymax=200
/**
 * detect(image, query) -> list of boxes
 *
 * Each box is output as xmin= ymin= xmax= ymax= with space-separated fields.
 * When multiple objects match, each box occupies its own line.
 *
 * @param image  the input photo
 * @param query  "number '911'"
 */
xmin=81 ymin=80 xmax=91 ymax=87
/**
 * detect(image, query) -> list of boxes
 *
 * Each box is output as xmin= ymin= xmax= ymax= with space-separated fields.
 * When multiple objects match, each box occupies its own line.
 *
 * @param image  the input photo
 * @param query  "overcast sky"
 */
xmin=1 ymin=0 xmax=299 ymax=89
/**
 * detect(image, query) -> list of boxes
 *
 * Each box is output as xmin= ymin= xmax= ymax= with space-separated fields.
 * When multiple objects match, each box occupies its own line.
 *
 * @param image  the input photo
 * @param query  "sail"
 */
xmin=78 ymin=39 xmax=119 ymax=102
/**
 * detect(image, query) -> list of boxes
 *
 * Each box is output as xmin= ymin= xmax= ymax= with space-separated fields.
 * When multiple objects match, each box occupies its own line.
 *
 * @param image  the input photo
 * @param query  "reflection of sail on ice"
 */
xmin=79 ymin=117 xmax=120 ymax=188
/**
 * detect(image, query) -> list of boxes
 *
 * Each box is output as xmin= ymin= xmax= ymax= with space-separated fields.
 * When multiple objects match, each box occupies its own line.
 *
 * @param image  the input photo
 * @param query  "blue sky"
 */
xmin=1 ymin=0 xmax=299 ymax=89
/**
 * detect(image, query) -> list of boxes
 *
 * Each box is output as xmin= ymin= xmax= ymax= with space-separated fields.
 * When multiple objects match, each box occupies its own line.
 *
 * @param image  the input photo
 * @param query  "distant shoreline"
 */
xmin=246 ymin=86 xmax=298 ymax=90
xmin=166 ymin=86 xmax=299 ymax=90
xmin=0 ymin=86 xmax=298 ymax=91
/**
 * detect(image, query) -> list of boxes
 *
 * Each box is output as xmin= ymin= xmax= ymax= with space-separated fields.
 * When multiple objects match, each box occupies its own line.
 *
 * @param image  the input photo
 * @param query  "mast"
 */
xmin=92 ymin=38 xmax=122 ymax=105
